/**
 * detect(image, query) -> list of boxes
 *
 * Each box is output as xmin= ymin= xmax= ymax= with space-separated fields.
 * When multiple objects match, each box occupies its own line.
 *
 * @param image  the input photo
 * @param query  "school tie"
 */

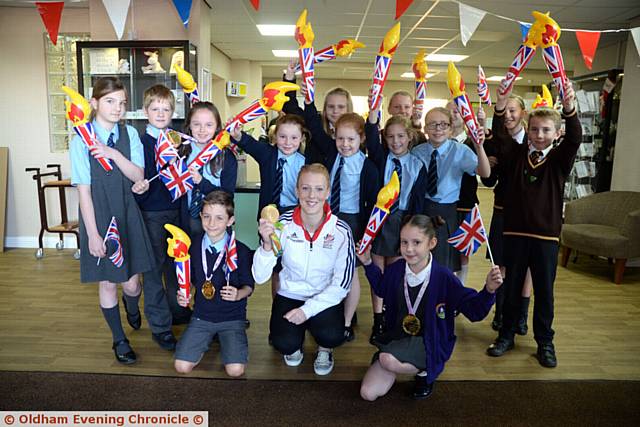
xmin=272 ymin=158 xmax=286 ymax=205
xmin=189 ymin=188 xmax=203 ymax=218
xmin=389 ymin=158 xmax=402 ymax=214
xmin=106 ymin=133 xmax=115 ymax=148
xmin=529 ymin=150 xmax=543 ymax=164
xmin=426 ymin=150 xmax=438 ymax=198
xmin=330 ymin=156 xmax=344 ymax=214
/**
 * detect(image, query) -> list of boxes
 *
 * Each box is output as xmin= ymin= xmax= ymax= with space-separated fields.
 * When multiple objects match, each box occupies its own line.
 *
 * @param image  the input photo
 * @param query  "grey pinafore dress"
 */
xmin=79 ymin=124 xmax=155 ymax=283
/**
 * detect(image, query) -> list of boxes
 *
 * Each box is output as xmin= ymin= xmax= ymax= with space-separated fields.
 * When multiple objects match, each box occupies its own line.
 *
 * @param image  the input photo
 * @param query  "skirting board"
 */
xmin=5 ymin=235 xmax=79 ymax=249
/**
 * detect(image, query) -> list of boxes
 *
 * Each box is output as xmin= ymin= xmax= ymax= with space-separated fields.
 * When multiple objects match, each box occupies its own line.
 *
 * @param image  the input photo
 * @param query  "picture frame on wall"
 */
xmin=201 ymin=67 xmax=211 ymax=101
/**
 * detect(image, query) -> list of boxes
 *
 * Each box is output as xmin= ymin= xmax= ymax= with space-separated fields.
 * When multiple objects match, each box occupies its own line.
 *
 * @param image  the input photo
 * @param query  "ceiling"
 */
xmin=210 ymin=0 xmax=640 ymax=85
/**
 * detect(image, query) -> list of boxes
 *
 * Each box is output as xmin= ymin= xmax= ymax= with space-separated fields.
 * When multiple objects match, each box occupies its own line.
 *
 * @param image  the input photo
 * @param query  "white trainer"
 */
xmin=284 ymin=349 xmax=303 ymax=367
xmin=313 ymin=349 xmax=334 ymax=375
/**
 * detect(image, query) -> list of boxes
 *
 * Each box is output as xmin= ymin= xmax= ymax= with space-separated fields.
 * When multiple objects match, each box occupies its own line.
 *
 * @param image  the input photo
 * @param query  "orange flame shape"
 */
xmin=335 ymin=39 xmax=366 ymax=56
xmin=376 ymin=171 xmax=400 ymax=212
xmin=378 ymin=22 xmax=401 ymax=58
xmin=259 ymin=81 xmax=300 ymax=112
xmin=447 ymin=62 xmax=466 ymax=98
xmin=412 ymin=49 xmax=428 ymax=81
xmin=526 ymin=11 xmax=561 ymax=48
xmin=165 ymin=224 xmax=191 ymax=262
xmin=295 ymin=9 xmax=314 ymax=48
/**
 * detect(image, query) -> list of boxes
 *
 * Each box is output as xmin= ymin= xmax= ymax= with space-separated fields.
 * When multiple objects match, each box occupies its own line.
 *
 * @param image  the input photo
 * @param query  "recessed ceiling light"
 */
xmin=401 ymin=72 xmax=437 ymax=78
xmin=486 ymin=75 xmax=522 ymax=82
xmin=272 ymin=50 xmax=299 ymax=58
xmin=425 ymin=54 xmax=468 ymax=62
xmin=257 ymin=25 xmax=296 ymax=36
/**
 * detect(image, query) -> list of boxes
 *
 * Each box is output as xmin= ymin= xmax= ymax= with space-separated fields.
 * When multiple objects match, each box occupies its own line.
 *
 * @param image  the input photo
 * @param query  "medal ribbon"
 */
xmin=403 ymin=275 xmax=429 ymax=316
xmin=201 ymin=237 xmax=226 ymax=281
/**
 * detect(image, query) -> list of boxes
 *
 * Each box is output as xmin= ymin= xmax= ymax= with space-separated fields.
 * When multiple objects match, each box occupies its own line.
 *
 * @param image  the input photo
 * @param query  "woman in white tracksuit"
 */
xmin=253 ymin=163 xmax=355 ymax=376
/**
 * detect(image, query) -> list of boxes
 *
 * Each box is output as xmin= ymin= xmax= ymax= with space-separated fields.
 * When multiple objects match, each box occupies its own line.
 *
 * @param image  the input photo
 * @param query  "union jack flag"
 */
xmin=447 ymin=205 xmax=487 ymax=257
xmin=415 ymin=80 xmax=427 ymax=102
xmin=542 ymin=44 xmax=567 ymax=100
xmin=501 ymin=44 xmax=536 ymax=95
xmin=159 ymin=157 xmax=193 ymax=201
xmin=299 ymin=47 xmax=315 ymax=103
xmin=175 ymin=258 xmax=191 ymax=299
xmin=370 ymin=55 xmax=392 ymax=110
xmin=454 ymin=94 xmax=480 ymax=145
xmin=104 ymin=216 xmax=123 ymax=268
xmin=224 ymin=231 xmax=238 ymax=282
xmin=357 ymin=206 xmax=389 ymax=255
xmin=154 ymin=130 xmax=179 ymax=171
xmin=477 ymin=65 xmax=492 ymax=106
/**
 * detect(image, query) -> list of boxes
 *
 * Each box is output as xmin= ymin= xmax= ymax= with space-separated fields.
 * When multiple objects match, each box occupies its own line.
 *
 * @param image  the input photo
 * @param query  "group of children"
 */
xmin=70 ymin=66 xmax=579 ymax=400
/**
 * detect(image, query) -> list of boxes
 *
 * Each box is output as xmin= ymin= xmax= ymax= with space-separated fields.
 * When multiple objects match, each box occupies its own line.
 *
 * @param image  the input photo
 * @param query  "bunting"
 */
xmin=575 ymin=31 xmax=601 ymax=70
xmin=519 ymin=22 xmax=532 ymax=42
xmin=631 ymin=27 xmax=640 ymax=59
xmin=36 ymin=2 xmax=64 ymax=46
xmin=101 ymin=0 xmax=131 ymax=40
xmin=459 ymin=3 xmax=486 ymax=46
xmin=171 ymin=0 xmax=193 ymax=28
xmin=395 ymin=0 xmax=414 ymax=20
xmin=249 ymin=0 xmax=260 ymax=12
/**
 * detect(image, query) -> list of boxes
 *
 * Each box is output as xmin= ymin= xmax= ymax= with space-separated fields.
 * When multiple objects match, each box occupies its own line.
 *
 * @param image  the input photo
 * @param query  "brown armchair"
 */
xmin=560 ymin=191 xmax=640 ymax=284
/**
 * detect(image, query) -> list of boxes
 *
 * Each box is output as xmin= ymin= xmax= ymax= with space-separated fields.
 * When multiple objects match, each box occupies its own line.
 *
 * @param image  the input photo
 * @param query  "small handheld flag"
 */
xmin=447 ymin=205 xmax=487 ymax=258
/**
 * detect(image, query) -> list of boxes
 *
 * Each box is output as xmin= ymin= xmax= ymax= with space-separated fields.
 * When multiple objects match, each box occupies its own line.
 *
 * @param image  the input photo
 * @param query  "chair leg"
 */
xmin=560 ymin=246 xmax=571 ymax=267
xmin=613 ymin=259 xmax=626 ymax=284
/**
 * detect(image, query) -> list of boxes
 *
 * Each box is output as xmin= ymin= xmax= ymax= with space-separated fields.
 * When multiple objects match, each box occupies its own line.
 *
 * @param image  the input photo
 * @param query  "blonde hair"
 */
xmin=528 ymin=107 xmax=561 ymax=130
xmin=143 ymin=84 xmax=175 ymax=111
xmin=296 ymin=163 xmax=330 ymax=188
xmin=322 ymin=87 xmax=353 ymax=135
xmin=425 ymin=107 xmax=452 ymax=124
xmin=384 ymin=115 xmax=417 ymax=149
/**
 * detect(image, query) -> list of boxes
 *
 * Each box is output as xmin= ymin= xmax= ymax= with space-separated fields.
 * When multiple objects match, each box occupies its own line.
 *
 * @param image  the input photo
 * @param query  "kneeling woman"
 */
xmin=357 ymin=215 xmax=502 ymax=400
xmin=253 ymin=164 xmax=355 ymax=376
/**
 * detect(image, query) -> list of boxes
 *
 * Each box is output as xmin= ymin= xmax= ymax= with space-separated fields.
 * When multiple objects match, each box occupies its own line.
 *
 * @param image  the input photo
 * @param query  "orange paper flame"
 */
xmin=525 ymin=11 xmax=561 ymax=48
xmin=165 ymin=224 xmax=191 ymax=261
xmin=378 ymin=22 xmax=401 ymax=57
xmin=295 ymin=9 xmax=314 ymax=48
xmin=61 ymin=85 xmax=91 ymax=126
xmin=412 ymin=49 xmax=428 ymax=81
xmin=335 ymin=39 xmax=366 ymax=56
xmin=447 ymin=62 xmax=466 ymax=98
xmin=259 ymin=81 xmax=300 ymax=111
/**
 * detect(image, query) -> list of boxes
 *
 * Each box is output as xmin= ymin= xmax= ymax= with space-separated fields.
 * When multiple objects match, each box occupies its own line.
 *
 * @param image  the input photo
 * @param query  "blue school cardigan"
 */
xmin=363 ymin=258 xmax=495 ymax=383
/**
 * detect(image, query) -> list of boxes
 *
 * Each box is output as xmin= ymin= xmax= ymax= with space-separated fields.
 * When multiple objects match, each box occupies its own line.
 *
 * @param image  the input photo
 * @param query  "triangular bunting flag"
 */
xmin=575 ymin=31 xmax=601 ymax=70
xmin=519 ymin=21 xmax=531 ymax=42
xmin=631 ymin=27 xmax=640 ymax=59
xmin=249 ymin=0 xmax=260 ymax=11
xmin=171 ymin=0 xmax=193 ymax=27
xmin=395 ymin=0 xmax=414 ymax=19
xmin=36 ymin=2 xmax=64 ymax=46
xmin=101 ymin=0 xmax=131 ymax=40
xmin=459 ymin=3 xmax=486 ymax=46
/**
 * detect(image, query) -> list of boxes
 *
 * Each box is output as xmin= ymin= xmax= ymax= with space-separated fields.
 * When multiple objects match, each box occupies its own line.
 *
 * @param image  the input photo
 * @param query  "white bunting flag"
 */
xmin=101 ymin=0 xmax=131 ymax=40
xmin=459 ymin=3 xmax=486 ymax=47
xmin=631 ymin=27 xmax=640 ymax=59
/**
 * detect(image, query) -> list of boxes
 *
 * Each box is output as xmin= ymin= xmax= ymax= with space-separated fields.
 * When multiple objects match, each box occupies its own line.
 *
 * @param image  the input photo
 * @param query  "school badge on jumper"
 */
xmin=436 ymin=303 xmax=446 ymax=319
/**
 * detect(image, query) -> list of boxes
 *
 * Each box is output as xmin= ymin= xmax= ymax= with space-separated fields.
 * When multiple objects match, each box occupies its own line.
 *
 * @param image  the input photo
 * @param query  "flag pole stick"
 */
xmin=96 ymin=216 xmax=115 ymax=266
xmin=475 ymin=203 xmax=495 ymax=266
xmin=147 ymin=172 xmax=160 ymax=183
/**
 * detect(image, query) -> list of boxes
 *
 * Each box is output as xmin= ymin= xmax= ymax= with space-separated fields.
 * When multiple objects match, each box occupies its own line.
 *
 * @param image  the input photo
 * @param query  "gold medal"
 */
xmin=167 ymin=130 xmax=182 ymax=148
xmin=201 ymin=280 xmax=215 ymax=300
xmin=402 ymin=314 xmax=421 ymax=336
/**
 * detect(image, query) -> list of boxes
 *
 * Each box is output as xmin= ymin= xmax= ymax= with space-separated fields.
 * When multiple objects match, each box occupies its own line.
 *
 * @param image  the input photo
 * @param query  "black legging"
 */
xmin=269 ymin=294 xmax=345 ymax=355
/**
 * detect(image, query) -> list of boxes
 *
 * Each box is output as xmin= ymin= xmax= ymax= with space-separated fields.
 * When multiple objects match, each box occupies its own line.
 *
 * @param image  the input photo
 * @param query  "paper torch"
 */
xmin=412 ymin=49 xmax=428 ymax=117
xmin=535 ymin=12 xmax=567 ymax=100
xmin=477 ymin=65 xmax=492 ymax=106
xmin=531 ymin=84 xmax=554 ymax=109
xmin=261 ymin=205 xmax=283 ymax=257
xmin=188 ymin=81 xmax=299 ymax=171
xmin=174 ymin=64 xmax=200 ymax=105
xmin=61 ymin=86 xmax=113 ymax=172
xmin=165 ymin=224 xmax=191 ymax=300
xmin=357 ymin=171 xmax=400 ymax=255
xmin=296 ymin=39 xmax=366 ymax=71
xmin=448 ymin=62 xmax=481 ymax=145
xmin=295 ymin=9 xmax=315 ymax=103
xmin=369 ymin=22 xmax=401 ymax=110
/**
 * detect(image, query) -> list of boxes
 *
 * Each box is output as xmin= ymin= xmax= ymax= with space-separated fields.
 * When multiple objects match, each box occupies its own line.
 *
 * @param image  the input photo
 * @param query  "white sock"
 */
xmin=458 ymin=264 xmax=469 ymax=284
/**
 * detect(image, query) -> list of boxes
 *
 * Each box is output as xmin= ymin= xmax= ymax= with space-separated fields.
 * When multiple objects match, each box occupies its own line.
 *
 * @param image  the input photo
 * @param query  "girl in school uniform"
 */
xmin=364 ymin=111 xmax=427 ymax=344
xmin=357 ymin=215 xmax=503 ymax=400
xmin=179 ymin=102 xmax=237 ymax=235
xmin=411 ymin=107 xmax=491 ymax=271
xmin=482 ymin=95 xmax=533 ymax=334
xmin=70 ymin=77 xmax=155 ymax=364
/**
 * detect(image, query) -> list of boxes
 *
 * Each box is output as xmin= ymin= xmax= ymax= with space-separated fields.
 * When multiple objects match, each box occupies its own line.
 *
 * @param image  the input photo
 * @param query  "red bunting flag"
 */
xmin=36 ymin=2 xmax=64 ymax=46
xmin=249 ymin=0 xmax=260 ymax=11
xmin=575 ymin=31 xmax=601 ymax=70
xmin=395 ymin=0 xmax=414 ymax=19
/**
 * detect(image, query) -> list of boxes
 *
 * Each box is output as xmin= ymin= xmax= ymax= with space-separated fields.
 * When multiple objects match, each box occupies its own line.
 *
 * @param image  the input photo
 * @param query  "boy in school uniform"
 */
xmin=131 ymin=85 xmax=183 ymax=350
xmin=486 ymin=80 xmax=580 ymax=368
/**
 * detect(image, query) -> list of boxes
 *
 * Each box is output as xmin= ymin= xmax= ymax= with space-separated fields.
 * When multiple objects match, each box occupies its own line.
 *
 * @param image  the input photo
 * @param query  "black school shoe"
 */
xmin=491 ymin=313 xmax=502 ymax=331
xmin=412 ymin=376 xmax=434 ymax=400
xmin=152 ymin=331 xmax=177 ymax=351
xmin=537 ymin=343 xmax=557 ymax=368
xmin=344 ymin=326 xmax=355 ymax=342
xmin=121 ymin=296 xmax=141 ymax=330
xmin=112 ymin=339 xmax=137 ymax=365
xmin=486 ymin=338 xmax=514 ymax=357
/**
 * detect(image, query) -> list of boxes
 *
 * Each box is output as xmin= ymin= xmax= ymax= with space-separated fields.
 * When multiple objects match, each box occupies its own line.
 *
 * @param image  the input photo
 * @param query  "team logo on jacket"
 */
xmin=323 ymin=233 xmax=335 ymax=249
xmin=287 ymin=232 xmax=303 ymax=243
xmin=436 ymin=303 xmax=446 ymax=319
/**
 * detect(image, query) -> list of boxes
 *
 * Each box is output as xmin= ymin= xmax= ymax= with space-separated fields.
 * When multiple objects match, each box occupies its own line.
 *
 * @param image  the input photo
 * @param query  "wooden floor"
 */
xmin=1 ymin=188 xmax=639 ymax=382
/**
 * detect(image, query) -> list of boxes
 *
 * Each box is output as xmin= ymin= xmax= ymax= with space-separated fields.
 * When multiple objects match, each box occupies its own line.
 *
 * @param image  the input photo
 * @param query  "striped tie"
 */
xmin=189 ymin=187 xmax=203 ymax=218
xmin=426 ymin=150 xmax=438 ymax=198
xmin=330 ymin=156 xmax=344 ymax=214
xmin=389 ymin=158 xmax=402 ymax=214
xmin=106 ymin=133 xmax=115 ymax=148
xmin=272 ymin=158 xmax=286 ymax=205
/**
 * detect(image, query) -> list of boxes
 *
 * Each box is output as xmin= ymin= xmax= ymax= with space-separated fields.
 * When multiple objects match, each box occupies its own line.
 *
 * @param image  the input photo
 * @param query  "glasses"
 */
xmin=426 ymin=122 xmax=451 ymax=130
